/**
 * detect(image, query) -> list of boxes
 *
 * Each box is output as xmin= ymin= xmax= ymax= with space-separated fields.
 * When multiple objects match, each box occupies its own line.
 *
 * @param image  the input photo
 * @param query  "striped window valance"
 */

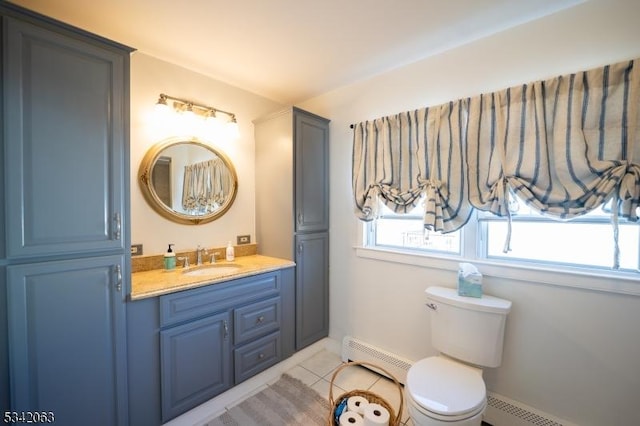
xmin=352 ymin=58 xmax=640 ymax=258
xmin=352 ymin=100 xmax=472 ymax=233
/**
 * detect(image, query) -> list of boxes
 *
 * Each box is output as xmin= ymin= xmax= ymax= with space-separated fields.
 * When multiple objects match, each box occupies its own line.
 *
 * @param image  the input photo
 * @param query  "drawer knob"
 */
xmin=256 ymin=316 xmax=265 ymax=324
xmin=258 ymin=353 xmax=265 ymax=359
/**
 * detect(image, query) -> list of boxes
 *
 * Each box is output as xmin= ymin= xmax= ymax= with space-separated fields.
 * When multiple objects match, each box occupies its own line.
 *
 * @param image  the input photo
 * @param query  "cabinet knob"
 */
xmin=114 ymin=264 xmax=122 ymax=292
xmin=258 ymin=353 xmax=265 ymax=359
xmin=223 ymin=320 xmax=229 ymax=339
xmin=113 ymin=212 xmax=122 ymax=240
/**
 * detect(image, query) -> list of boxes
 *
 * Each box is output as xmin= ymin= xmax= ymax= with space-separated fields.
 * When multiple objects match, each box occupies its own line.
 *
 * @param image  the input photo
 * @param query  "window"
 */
xmin=366 ymin=197 xmax=640 ymax=274
xmin=369 ymin=197 xmax=461 ymax=255
xmin=479 ymin=198 xmax=640 ymax=271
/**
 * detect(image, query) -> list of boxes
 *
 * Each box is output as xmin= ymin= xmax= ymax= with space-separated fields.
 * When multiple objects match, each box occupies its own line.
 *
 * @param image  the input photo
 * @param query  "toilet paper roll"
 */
xmin=347 ymin=395 xmax=369 ymax=415
xmin=363 ymin=403 xmax=390 ymax=426
xmin=339 ymin=411 xmax=364 ymax=426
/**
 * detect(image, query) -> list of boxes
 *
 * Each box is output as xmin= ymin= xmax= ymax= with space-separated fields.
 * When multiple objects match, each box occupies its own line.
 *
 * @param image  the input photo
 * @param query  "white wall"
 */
xmin=130 ymin=53 xmax=283 ymax=255
xmin=299 ymin=1 xmax=640 ymax=425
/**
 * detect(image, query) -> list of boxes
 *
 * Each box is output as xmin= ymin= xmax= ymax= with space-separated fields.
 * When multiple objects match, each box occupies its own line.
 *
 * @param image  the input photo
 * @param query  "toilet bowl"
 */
xmin=406 ymin=356 xmax=486 ymax=426
xmin=406 ymin=287 xmax=512 ymax=426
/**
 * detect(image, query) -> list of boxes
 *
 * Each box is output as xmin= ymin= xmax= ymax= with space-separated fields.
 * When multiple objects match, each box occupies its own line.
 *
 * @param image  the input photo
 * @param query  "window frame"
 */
xmin=359 ymin=207 xmax=640 ymax=296
xmin=369 ymin=209 xmax=464 ymax=256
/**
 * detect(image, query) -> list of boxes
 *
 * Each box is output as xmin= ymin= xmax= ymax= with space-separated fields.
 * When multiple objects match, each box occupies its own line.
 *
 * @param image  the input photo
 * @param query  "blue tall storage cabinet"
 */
xmin=1 ymin=4 xmax=133 ymax=425
xmin=254 ymin=108 xmax=330 ymax=351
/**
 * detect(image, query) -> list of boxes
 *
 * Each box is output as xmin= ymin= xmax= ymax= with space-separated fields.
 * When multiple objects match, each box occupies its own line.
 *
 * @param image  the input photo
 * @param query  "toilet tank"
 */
xmin=426 ymin=286 xmax=512 ymax=368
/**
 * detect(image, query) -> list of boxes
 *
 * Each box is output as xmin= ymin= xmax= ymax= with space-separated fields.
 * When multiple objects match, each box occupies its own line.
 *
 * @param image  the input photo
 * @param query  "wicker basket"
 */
xmin=327 ymin=361 xmax=404 ymax=426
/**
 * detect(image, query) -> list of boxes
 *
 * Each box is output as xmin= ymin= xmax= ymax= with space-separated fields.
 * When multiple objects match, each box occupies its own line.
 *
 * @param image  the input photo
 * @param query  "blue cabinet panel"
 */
xmin=160 ymin=312 xmax=232 ymax=422
xmin=280 ymin=266 xmax=296 ymax=359
xmin=294 ymin=109 xmax=330 ymax=233
xmin=234 ymin=331 xmax=281 ymax=383
xmin=4 ymin=16 xmax=127 ymax=258
xmin=295 ymin=232 xmax=329 ymax=349
xmin=0 ymin=267 xmax=8 ymax=415
xmin=7 ymin=256 xmax=128 ymax=426
xmin=234 ymin=296 xmax=281 ymax=345
xmin=126 ymin=297 xmax=162 ymax=426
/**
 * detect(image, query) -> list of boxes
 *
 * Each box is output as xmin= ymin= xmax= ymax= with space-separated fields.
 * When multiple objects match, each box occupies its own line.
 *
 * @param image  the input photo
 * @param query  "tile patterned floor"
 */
xmin=285 ymin=350 xmax=493 ymax=426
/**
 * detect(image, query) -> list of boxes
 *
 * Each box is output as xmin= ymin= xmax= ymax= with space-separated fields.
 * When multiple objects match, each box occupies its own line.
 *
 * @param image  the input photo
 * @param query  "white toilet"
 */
xmin=405 ymin=286 xmax=512 ymax=426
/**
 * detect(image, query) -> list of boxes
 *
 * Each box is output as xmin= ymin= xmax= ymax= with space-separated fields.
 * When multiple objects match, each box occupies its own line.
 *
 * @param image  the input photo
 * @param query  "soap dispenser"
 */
xmin=164 ymin=244 xmax=176 ymax=270
xmin=226 ymin=241 xmax=235 ymax=261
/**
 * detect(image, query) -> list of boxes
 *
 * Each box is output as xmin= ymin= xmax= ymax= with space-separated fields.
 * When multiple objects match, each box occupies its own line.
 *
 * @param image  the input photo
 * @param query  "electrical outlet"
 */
xmin=237 ymin=235 xmax=251 ymax=245
xmin=131 ymin=244 xmax=143 ymax=256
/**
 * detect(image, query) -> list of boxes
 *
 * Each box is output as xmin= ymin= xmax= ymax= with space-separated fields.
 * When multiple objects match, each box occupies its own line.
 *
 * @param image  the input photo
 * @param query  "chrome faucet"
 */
xmin=178 ymin=256 xmax=189 ymax=268
xmin=196 ymin=245 xmax=208 ymax=266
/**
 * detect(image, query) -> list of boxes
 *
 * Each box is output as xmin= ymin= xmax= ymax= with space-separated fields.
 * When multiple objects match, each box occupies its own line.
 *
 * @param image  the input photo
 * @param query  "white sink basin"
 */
xmin=182 ymin=265 xmax=241 ymax=277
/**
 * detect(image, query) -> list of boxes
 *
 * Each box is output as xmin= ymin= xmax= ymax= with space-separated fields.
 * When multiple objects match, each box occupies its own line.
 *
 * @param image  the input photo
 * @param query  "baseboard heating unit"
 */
xmin=341 ymin=336 xmax=413 ymax=384
xmin=341 ymin=336 xmax=577 ymax=426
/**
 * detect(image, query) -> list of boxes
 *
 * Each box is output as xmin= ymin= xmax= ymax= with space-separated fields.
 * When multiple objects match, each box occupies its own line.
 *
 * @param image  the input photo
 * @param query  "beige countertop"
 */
xmin=130 ymin=254 xmax=295 ymax=300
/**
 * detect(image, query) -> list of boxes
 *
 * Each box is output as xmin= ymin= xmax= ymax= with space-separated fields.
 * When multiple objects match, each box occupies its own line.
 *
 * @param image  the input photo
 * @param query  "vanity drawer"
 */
xmin=160 ymin=272 xmax=280 ymax=328
xmin=234 ymin=296 xmax=281 ymax=344
xmin=234 ymin=331 xmax=281 ymax=383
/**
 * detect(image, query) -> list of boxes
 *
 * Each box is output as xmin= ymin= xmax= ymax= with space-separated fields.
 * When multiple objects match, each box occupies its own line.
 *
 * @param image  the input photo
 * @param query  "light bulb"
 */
xmin=183 ymin=103 xmax=195 ymax=118
xmin=155 ymin=95 xmax=169 ymax=113
xmin=226 ymin=116 xmax=240 ymax=140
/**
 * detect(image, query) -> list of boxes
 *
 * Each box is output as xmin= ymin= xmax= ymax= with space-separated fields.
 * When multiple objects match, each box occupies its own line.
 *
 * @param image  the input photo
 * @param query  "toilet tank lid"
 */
xmin=426 ymin=286 xmax=512 ymax=314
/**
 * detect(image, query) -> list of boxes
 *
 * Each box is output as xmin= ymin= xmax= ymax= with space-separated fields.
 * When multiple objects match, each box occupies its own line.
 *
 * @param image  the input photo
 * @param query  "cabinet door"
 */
xmin=0 ymin=266 xmax=8 ymax=415
xmin=160 ymin=312 xmax=232 ymax=422
xmin=295 ymin=109 xmax=330 ymax=233
xmin=295 ymin=232 xmax=329 ymax=349
xmin=4 ymin=17 xmax=127 ymax=258
xmin=7 ymin=256 xmax=128 ymax=426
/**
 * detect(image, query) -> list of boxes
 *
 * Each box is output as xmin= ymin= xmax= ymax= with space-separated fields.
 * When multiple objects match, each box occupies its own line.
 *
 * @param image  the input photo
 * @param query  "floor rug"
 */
xmin=204 ymin=374 xmax=330 ymax=426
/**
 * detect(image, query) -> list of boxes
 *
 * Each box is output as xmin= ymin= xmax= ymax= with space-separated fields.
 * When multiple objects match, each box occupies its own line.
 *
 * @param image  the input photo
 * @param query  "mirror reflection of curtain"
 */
xmin=182 ymin=158 xmax=232 ymax=214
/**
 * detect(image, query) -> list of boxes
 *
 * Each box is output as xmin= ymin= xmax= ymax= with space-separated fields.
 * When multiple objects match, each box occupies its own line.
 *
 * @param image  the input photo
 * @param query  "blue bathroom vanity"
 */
xmin=127 ymin=265 xmax=295 ymax=424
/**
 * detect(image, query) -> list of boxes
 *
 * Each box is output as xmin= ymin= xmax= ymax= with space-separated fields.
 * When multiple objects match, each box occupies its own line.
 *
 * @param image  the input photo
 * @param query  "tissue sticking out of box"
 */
xmin=458 ymin=262 xmax=483 ymax=298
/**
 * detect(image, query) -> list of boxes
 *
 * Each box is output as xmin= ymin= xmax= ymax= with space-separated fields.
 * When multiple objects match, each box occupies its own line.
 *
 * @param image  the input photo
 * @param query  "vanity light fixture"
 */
xmin=154 ymin=93 xmax=239 ymax=139
xmin=155 ymin=93 xmax=169 ymax=112
xmin=205 ymin=108 xmax=218 ymax=124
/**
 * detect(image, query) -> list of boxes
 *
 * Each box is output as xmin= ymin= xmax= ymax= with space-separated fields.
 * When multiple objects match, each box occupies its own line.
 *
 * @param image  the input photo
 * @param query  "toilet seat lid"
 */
xmin=406 ymin=357 xmax=486 ymax=417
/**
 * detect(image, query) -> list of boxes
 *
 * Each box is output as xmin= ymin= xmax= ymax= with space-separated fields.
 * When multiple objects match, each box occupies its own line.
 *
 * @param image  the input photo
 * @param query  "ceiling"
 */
xmin=11 ymin=0 xmax=585 ymax=104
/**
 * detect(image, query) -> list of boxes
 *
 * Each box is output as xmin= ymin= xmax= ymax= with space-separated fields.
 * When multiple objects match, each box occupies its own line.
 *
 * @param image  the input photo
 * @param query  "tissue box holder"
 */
xmin=458 ymin=274 xmax=482 ymax=298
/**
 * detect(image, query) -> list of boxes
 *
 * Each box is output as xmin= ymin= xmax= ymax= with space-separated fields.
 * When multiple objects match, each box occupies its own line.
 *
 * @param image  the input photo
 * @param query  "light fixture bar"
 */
xmin=157 ymin=93 xmax=236 ymax=121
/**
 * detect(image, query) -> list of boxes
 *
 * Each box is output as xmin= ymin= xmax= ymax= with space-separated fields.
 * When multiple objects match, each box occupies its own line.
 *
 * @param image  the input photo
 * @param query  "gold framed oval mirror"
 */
xmin=138 ymin=137 xmax=238 ymax=225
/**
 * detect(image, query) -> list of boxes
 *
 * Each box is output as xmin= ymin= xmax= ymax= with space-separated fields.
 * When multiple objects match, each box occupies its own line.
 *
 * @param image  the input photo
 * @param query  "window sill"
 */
xmin=355 ymin=246 xmax=640 ymax=297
